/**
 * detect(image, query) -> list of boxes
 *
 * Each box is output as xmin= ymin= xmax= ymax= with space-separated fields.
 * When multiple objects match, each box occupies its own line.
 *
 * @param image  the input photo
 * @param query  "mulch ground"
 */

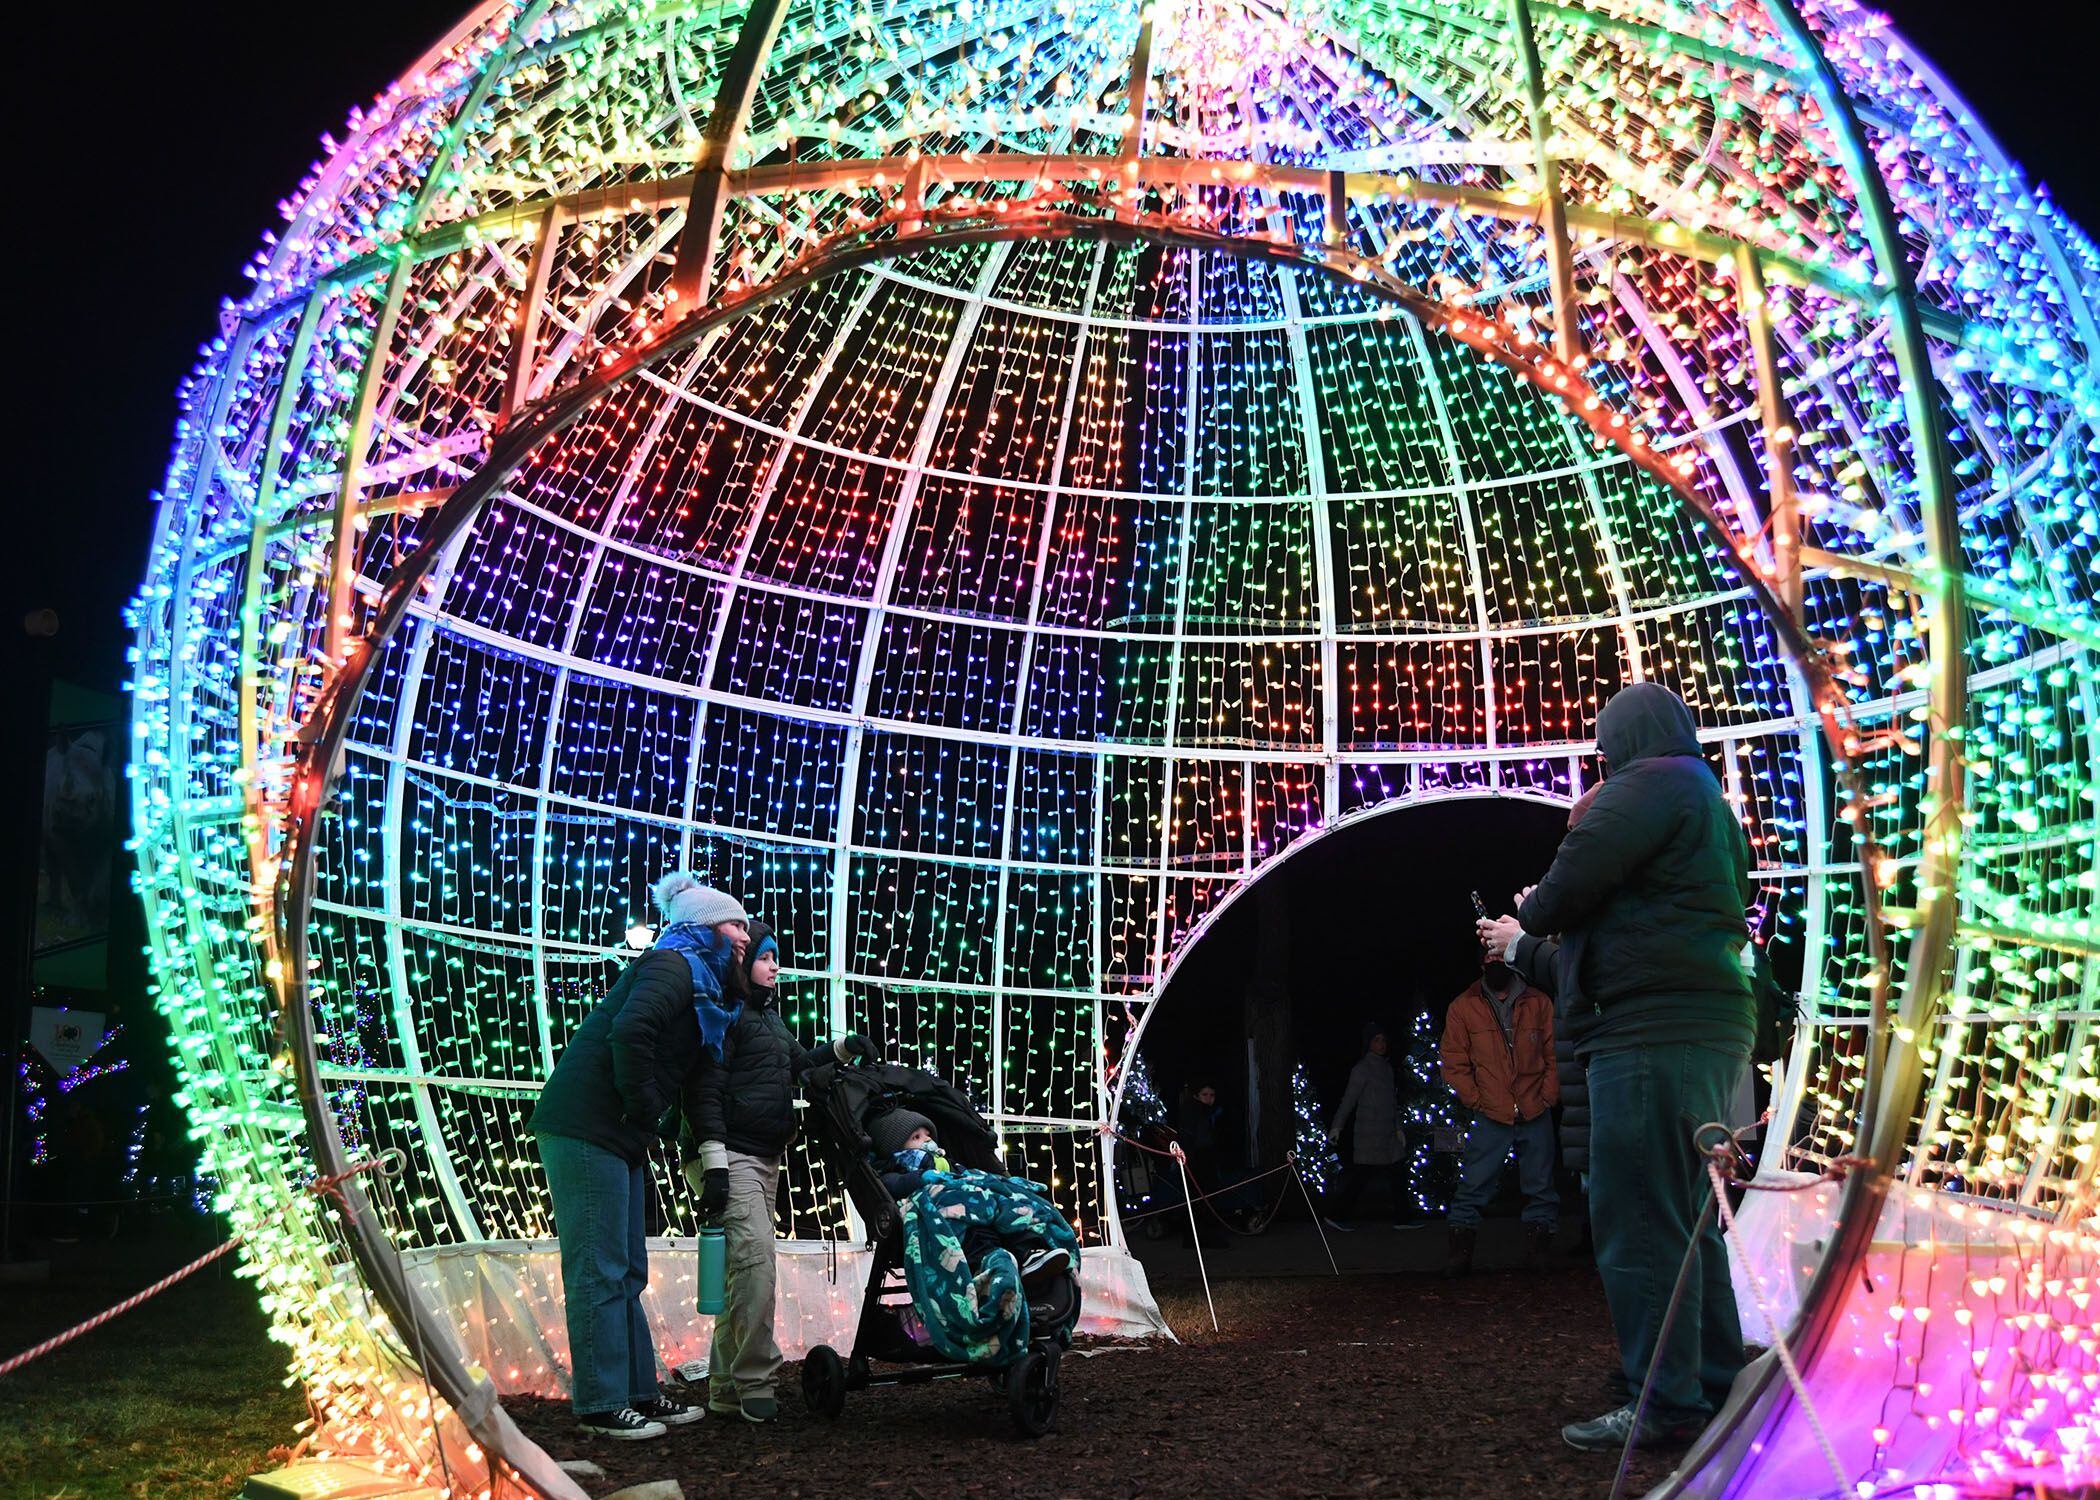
xmin=509 ymin=1267 xmax=1682 ymax=1499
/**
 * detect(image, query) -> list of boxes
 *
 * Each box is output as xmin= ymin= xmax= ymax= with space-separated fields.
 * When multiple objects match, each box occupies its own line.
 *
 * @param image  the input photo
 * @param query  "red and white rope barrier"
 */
xmin=0 ymin=1235 xmax=243 ymax=1379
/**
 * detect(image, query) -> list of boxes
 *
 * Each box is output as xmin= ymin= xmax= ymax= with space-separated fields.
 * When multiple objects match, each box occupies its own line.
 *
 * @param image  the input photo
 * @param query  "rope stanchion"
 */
xmin=308 ymin=1149 xmax=406 ymax=1212
xmin=1113 ymin=1155 xmax=1293 ymax=1227
xmin=1169 ymin=1142 xmax=1221 ymax=1333
xmin=1289 ymin=1153 xmax=1341 ymax=1277
xmin=1104 ymin=1123 xmax=1306 ymax=1234
xmin=0 ymin=1235 xmax=244 ymax=1378
xmin=1709 ymin=1156 xmax=1852 ymax=1497
xmin=1603 ymin=1119 xmax=1858 ymax=1500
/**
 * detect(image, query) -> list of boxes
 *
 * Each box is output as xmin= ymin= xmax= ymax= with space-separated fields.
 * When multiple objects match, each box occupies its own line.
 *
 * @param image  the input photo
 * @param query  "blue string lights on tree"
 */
xmin=1398 ymin=1010 xmax=1459 ymax=1217
xmin=1290 ymin=1063 xmax=1339 ymax=1198
xmin=1113 ymin=1048 xmax=1172 ymax=1227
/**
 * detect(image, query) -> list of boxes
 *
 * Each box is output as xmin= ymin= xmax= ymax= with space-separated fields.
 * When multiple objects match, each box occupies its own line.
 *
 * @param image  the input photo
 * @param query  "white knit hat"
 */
xmin=653 ymin=871 xmax=749 ymax=930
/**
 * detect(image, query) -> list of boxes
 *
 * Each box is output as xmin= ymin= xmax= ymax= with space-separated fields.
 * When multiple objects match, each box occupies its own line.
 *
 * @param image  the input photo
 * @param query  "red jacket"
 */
xmin=1439 ymin=981 xmax=1557 ymax=1125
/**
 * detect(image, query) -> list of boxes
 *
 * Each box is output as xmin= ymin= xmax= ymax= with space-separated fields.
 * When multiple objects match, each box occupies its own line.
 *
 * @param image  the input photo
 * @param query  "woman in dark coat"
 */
xmin=1174 ymin=1081 xmax=1228 ymax=1248
xmin=528 ymin=871 xmax=747 ymax=1440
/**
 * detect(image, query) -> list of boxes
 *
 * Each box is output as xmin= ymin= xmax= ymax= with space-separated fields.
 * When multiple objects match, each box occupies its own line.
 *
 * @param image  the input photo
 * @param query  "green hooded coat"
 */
xmin=1516 ymin=685 xmax=1754 ymax=1058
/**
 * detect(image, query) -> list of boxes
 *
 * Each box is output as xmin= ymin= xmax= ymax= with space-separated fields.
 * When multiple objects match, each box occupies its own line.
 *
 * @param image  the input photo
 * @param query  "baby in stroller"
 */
xmin=796 ymin=1059 xmax=1082 ymax=1434
xmin=867 ymin=1108 xmax=1073 ymax=1297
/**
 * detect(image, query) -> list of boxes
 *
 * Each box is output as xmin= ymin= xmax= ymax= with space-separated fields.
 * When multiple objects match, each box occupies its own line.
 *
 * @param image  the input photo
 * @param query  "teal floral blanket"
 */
xmin=897 ymin=1167 xmax=1080 ymax=1366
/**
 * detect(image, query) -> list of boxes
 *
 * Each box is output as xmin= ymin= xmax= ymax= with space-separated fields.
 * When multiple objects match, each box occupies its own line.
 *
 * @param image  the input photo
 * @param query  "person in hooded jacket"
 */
xmin=679 ymin=921 xmax=872 ymax=1424
xmin=1439 ymin=959 xmax=1558 ymax=1276
xmin=1322 ymin=1023 xmax=1410 ymax=1231
xmin=1479 ymin=684 xmax=1754 ymax=1453
xmin=528 ymin=871 xmax=748 ymax=1441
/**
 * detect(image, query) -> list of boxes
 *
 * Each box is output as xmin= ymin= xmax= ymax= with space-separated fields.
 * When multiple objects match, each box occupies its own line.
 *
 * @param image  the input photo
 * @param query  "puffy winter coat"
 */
xmin=1176 ymin=1093 xmax=1220 ymax=1153
xmin=529 ymin=949 xmax=699 ymax=1165
xmin=1553 ymin=1030 xmax=1591 ymax=1173
xmin=1517 ymin=685 xmax=1755 ymax=1059
xmin=1440 ymin=981 xmax=1557 ymax=1125
xmin=681 ymin=987 xmax=833 ymax=1157
xmin=1509 ymin=935 xmax=1593 ymax=1173
xmin=1330 ymin=1052 xmax=1404 ymax=1166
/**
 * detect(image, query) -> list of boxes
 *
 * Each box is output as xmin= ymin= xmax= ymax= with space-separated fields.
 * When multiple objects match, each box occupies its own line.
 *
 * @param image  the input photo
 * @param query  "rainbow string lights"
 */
xmin=128 ymin=0 xmax=2096 ymax=1493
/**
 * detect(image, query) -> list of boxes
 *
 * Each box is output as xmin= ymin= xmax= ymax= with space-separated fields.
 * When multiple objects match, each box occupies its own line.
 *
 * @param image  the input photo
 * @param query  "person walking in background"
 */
xmin=1478 ymin=684 xmax=1755 ymax=1453
xmin=1322 ymin=1023 xmax=1409 ymax=1232
xmin=1438 ymin=960 xmax=1558 ymax=1276
xmin=528 ymin=870 xmax=748 ymax=1441
xmin=1174 ymin=1081 xmax=1229 ymax=1249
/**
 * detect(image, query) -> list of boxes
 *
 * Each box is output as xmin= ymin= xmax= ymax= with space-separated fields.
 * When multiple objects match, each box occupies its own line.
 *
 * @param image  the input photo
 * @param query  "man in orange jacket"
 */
xmin=1439 ymin=958 xmax=1559 ymax=1277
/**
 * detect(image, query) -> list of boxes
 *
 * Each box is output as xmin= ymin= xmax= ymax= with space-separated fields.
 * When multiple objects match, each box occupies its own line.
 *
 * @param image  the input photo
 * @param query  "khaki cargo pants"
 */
xmin=708 ymin=1150 xmax=782 ymax=1403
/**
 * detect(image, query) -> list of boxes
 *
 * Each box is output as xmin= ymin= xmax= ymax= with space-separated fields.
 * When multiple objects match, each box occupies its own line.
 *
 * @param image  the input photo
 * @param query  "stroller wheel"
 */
xmin=1006 ymin=1346 xmax=1061 ymax=1437
xmin=801 ymin=1344 xmax=847 ymax=1420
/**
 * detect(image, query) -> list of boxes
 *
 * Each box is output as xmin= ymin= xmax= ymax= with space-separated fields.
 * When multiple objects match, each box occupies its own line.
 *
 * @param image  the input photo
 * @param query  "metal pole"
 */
xmin=1733 ymin=243 xmax=1801 ymax=616
xmin=668 ymin=0 xmax=789 ymax=305
xmin=1172 ymin=1144 xmax=1220 ymax=1332
xmin=1761 ymin=0 xmax=1967 ymax=1171
xmin=1507 ymin=0 xmax=1583 ymax=367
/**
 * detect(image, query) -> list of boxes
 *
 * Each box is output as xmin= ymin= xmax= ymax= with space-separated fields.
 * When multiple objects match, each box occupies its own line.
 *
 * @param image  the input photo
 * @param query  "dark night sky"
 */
xmin=13 ymin=2 xmax=2092 ymax=700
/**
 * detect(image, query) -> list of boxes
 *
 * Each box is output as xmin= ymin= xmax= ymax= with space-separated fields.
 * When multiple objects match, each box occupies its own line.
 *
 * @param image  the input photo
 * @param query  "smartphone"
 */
xmin=1469 ymin=890 xmax=1489 ymax=921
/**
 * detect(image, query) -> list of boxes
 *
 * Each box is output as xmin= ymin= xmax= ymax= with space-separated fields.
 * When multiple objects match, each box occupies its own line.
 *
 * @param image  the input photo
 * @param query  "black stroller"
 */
xmin=797 ymin=1059 xmax=1081 ymax=1435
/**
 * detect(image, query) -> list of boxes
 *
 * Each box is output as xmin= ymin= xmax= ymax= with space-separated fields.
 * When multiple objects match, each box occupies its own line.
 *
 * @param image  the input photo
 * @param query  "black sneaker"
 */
xmin=576 ymin=1406 xmax=667 ymax=1441
xmin=1561 ymin=1405 xmax=1703 ymax=1452
xmin=708 ymin=1392 xmax=778 ymax=1423
xmin=1020 ymin=1247 xmax=1070 ymax=1290
xmin=635 ymin=1393 xmax=702 ymax=1426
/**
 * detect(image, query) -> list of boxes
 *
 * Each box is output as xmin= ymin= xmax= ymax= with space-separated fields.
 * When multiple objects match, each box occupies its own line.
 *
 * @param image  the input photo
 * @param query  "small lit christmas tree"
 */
xmin=1113 ymin=1047 xmax=1172 ymax=1224
xmin=1117 ymin=1047 xmax=1168 ymax=1135
xmin=1290 ymin=1062 xmax=1340 ymax=1196
xmin=1398 ymin=1008 xmax=1460 ymax=1215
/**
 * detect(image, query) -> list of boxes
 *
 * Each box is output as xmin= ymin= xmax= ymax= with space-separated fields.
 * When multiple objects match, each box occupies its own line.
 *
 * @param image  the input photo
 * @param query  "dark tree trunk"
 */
xmin=1243 ymin=878 xmax=1294 ymax=1171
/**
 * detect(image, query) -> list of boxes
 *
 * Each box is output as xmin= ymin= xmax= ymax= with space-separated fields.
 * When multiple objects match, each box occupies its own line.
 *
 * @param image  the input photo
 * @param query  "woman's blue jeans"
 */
xmin=537 ymin=1132 xmax=660 ymax=1414
xmin=1587 ymin=1041 xmax=1747 ymax=1425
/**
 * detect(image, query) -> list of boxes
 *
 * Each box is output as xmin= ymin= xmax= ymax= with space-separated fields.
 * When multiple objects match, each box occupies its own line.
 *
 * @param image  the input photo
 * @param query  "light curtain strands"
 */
xmin=131 ymin=0 xmax=2096 ymax=1491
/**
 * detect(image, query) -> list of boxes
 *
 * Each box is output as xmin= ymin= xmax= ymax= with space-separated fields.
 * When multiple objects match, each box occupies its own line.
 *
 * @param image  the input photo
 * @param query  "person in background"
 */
xmin=1506 ymin=786 xmax=1602 ymax=1261
xmin=1438 ymin=959 xmax=1559 ymax=1277
xmin=528 ymin=870 xmax=747 ymax=1440
xmin=681 ymin=919 xmax=872 ymax=1424
xmin=1478 ymin=684 xmax=1754 ymax=1453
xmin=1174 ymin=1081 xmax=1229 ymax=1249
xmin=1322 ymin=1023 xmax=1409 ymax=1232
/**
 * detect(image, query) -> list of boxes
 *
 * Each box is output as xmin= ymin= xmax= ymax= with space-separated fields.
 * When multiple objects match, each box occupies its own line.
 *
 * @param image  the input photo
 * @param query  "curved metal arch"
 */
xmin=268 ymin=201 xmax=1898 ymax=1493
xmin=1099 ymin=783 xmax=1579 ymax=1130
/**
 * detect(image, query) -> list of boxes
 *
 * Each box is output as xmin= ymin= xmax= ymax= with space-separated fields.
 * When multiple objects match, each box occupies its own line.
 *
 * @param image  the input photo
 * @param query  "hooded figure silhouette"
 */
xmin=1513 ymin=684 xmax=1754 ymax=1450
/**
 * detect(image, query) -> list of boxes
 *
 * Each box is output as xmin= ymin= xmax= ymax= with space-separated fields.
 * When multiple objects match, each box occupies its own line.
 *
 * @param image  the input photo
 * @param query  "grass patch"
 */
xmin=0 ymin=1232 xmax=303 ymax=1499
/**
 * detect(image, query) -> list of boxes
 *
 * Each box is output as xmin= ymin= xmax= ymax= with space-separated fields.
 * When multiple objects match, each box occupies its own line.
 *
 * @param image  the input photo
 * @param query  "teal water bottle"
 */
xmin=697 ymin=1225 xmax=726 ymax=1316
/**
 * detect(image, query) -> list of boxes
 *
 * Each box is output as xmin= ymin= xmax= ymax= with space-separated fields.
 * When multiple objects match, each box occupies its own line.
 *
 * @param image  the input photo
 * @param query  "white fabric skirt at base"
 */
xmin=401 ymin=1239 xmax=1172 ymax=1398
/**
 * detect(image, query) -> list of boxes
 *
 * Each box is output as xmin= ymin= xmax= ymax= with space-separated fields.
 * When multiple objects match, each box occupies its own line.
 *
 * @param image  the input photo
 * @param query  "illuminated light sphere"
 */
xmin=130 ymin=0 xmax=2099 ymax=1492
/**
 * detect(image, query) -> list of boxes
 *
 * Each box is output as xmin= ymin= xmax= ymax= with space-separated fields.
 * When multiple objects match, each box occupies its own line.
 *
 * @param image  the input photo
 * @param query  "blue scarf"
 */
xmin=655 ymin=922 xmax=742 ymax=1058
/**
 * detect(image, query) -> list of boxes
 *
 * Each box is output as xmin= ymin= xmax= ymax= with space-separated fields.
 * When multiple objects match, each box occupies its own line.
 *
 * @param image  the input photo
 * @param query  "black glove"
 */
xmin=834 ymin=1033 xmax=876 ymax=1063
xmin=697 ymin=1167 xmax=729 ymax=1220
